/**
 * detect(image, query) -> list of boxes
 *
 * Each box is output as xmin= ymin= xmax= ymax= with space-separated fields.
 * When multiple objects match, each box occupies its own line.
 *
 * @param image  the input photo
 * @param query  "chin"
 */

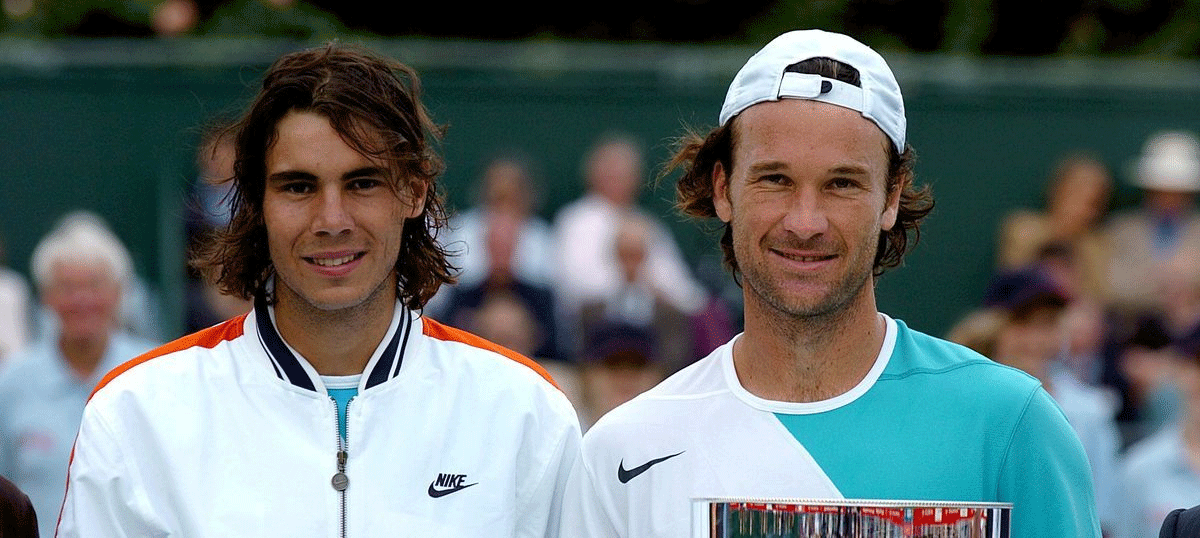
xmin=308 ymin=293 xmax=373 ymax=312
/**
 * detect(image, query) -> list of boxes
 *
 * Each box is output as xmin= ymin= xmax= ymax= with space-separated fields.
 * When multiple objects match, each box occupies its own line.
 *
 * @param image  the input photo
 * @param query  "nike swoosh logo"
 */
xmin=617 ymin=451 xmax=684 ymax=483
xmin=427 ymin=481 xmax=478 ymax=498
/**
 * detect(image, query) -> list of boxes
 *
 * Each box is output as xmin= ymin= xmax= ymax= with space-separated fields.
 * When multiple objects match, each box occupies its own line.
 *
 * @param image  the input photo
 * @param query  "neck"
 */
xmin=59 ymin=333 xmax=110 ymax=380
xmin=733 ymin=281 xmax=885 ymax=402
xmin=273 ymin=293 xmax=397 ymax=377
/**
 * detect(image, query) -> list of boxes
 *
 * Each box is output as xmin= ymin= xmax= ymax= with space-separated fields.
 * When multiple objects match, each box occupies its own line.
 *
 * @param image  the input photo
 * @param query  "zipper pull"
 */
xmin=332 ymin=449 xmax=349 ymax=491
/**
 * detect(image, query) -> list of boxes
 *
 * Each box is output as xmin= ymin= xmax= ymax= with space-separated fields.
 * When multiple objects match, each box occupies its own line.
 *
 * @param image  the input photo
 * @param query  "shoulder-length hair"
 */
xmin=192 ymin=42 xmax=454 ymax=310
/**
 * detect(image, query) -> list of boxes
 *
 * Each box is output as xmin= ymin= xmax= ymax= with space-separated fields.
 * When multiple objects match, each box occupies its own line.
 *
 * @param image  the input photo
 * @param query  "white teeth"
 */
xmin=781 ymin=253 xmax=829 ymax=262
xmin=313 ymin=254 xmax=356 ymax=267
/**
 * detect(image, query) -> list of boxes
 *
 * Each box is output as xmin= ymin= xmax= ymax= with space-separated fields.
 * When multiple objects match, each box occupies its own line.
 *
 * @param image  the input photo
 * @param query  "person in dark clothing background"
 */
xmin=0 ymin=475 xmax=38 ymax=537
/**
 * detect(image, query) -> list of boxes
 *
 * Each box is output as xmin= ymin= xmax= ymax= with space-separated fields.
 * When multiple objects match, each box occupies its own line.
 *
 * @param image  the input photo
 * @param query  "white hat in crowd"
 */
xmin=1133 ymin=130 xmax=1200 ymax=192
xmin=719 ymin=29 xmax=906 ymax=153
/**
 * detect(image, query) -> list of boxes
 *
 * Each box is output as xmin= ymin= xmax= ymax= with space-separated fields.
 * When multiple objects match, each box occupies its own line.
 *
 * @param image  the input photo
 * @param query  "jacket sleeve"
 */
xmin=56 ymin=405 xmax=162 ymax=538
xmin=997 ymin=387 xmax=1102 ymax=538
xmin=515 ymin=394 xmax=582 ymax=538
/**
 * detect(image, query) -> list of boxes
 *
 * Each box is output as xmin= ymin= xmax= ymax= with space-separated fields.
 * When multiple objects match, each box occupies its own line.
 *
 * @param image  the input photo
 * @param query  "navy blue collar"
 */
xmin=254 ymin=296 xmax=413 ymax=392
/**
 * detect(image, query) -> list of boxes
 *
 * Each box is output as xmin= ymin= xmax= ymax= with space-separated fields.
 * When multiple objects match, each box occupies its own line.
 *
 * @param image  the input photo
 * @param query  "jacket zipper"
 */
xmin=330 ymin=396 xmax=353 ymax=538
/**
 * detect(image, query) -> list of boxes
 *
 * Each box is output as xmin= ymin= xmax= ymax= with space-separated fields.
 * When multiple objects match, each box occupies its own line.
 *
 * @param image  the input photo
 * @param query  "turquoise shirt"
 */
xmin=775 ymin=321 xmax=1100 ymax=537
xmin=322 ymin=375 xmax=359 ymax=442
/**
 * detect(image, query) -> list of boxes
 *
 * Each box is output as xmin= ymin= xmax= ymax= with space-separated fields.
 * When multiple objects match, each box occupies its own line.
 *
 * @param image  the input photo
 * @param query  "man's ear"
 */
xmin=713 ymin=162 xmax=733 ymax=223
xmin=402 ymin=179 xmax=428 ymax=219
xmin=880 ymin=177 xmax=902 ymax=232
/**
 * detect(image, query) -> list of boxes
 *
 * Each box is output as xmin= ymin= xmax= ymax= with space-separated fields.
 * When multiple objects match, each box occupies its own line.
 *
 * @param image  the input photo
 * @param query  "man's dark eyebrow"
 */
xmin=746 ymin=162 xmax=870 ymax=176
xmin=266 ymin=167 xmax=388 ymax=183
xmin=343 ymin=166 xmax=388 ymax=180
xmin=829 ymin=164 xmax=870 ymax=176
xmin=747 ymin=161 xmax=787 ymax=175
xmin=266 ymin=170 xmax=316 ymax=183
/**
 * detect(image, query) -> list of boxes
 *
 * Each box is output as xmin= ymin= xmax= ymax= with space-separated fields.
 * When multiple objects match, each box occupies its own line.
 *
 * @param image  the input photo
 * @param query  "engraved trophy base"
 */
xmin=692 ymin=498 xmax=1011 ymax=538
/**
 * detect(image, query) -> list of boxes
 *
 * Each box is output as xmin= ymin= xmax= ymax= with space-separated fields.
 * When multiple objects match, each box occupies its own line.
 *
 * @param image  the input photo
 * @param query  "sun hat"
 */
xmin=718 ymin=29 xmax=906 ymax=153
xmin=1132 ymin=130 xmax=1200 ymax=192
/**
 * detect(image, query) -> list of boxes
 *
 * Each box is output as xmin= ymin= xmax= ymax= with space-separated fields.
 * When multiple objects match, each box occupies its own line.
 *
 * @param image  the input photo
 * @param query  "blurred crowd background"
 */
xmin=2 ymin=1 xmax=1200 ymax=537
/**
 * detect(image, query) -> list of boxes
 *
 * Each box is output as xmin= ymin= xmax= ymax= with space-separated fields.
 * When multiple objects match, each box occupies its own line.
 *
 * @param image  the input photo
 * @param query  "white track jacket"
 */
xmin=57 ymin=301 xmax=581 ymax=537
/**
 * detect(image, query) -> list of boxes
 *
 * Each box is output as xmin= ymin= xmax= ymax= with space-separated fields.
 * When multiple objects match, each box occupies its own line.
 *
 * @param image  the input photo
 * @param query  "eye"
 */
xmin=829 ymin=177 xmax=861 ymax=190
xmin=348 ymin=177 xmax=384 ymax=191
xmin=280 ymin=181 xmax=314 ymax=194
xmin=759 ymin=173 xmax=791 ymax=186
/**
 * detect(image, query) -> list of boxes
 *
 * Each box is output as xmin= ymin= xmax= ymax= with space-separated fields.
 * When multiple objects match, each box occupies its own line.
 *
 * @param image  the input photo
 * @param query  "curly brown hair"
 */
xmin=668 ymin=57 xmax=934 ymax=280
xmin=191 ymin=42 xmax=455 ymax=310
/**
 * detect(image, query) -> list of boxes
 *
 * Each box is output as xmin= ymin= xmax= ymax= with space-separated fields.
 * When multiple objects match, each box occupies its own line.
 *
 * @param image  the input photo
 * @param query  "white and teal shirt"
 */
xmin=560 ymin=315 xmax=1101 ymax=538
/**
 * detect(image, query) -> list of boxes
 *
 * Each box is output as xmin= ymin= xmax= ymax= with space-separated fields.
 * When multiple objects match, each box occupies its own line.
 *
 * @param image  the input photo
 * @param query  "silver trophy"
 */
xmin=692 ymin=498 xmax=1011 ymax=538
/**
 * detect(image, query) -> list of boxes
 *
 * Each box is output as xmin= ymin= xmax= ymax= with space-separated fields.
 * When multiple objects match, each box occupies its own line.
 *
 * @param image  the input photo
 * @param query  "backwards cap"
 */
xmin=719 ymin=29 xmax=906 ymax=153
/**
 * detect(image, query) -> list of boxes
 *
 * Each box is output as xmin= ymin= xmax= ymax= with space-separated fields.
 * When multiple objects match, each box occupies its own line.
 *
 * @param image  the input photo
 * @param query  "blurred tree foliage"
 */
xmin=2 ymin=0 xmax=1199 ymax=57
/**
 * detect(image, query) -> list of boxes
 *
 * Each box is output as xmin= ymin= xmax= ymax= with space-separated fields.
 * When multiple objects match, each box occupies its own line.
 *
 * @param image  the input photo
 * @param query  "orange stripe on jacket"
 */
xmin=89 ymin=314 xmax=249 ymax=401
xmin=422 ymin=317 xmax=561 ymax=390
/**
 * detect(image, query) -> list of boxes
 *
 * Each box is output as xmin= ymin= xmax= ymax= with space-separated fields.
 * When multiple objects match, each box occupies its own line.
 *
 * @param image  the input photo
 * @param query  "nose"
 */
xmin=312 ymin=186 xmax=353 ymax=236
xmin=781 ymin=187 xmax=828 ymax=240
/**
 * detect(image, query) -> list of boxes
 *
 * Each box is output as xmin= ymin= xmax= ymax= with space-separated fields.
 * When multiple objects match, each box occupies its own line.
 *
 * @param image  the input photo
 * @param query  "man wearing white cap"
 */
xmin=1106 ymin=130 xmax=1200 ymax=319
xmin=559 ymin=30 xmax=1100 ymax=538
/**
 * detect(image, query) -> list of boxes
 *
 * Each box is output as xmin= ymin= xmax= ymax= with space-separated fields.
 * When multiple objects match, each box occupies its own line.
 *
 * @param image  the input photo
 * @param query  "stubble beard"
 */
xmin=274 ymin=267 xmax=399 ymax=327
xmin=738 ymin=234 xmax=878 ymax=332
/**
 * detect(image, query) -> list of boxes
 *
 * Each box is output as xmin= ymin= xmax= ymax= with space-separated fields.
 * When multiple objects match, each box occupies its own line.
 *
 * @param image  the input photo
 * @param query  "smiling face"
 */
xmin=263 ymin=110 xmax=425 ymax=319
xmin=713 ymin=99 xmax=900 ymax=322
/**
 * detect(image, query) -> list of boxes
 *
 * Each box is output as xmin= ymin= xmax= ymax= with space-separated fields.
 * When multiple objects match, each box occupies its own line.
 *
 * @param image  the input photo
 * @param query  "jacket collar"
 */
xmin=252 ymin=295 xmax=414 ymax=393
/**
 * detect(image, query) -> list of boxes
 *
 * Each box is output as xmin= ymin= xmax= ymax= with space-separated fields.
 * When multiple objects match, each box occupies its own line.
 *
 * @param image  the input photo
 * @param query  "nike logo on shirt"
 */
xmin=428 ymin=473 xmax=477 ymax=498
xmin=618 ymin=451 xmax=685 ymax=483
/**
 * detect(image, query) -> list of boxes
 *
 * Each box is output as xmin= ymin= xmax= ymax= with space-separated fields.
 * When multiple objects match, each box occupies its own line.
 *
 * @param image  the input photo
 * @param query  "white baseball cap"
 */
xmin=718 ymin=29 xmax=906 ymax=153
xmin=1133 ymin=130 xmax=1200 ymax=192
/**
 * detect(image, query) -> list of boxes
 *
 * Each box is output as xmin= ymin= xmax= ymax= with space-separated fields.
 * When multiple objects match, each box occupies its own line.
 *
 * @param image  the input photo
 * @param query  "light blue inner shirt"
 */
xmin=323 ymin=375 xmax=360 ymax=442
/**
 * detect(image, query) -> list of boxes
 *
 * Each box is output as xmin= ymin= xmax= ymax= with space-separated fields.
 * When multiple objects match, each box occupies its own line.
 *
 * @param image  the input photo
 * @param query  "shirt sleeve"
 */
xmin=998 ymin=387 xmax=1102 ymax=538
xmin=57 ymin=405 xmax=161 ymax=538
xmin=559 ymin=446 xmax=624 ymax=538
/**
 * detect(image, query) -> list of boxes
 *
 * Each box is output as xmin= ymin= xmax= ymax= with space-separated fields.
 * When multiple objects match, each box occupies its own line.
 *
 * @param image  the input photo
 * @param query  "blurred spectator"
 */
xmin=150 ymin=0 xmax=198 ymax=37
xmin=945 ymin=306 xmax=1006 ymax=358
xmin=443 ymin=153 xmax=555 ymax=290
xmin=552 ymin=133 xmax=707 ymax=352
xmin=983 ymin=266 xmax=1123 ymax=534
xmin=184 ymin=131 xmax=250 ymax=333
xmin=1107 ymin=130 xmax=1200 ymax=319
xmin=1158 ymin=246 xmax=1200 ymax=338
xmin=0 ymin=211 xmax=158 ymax=538
xmin=997 ymin=152 xmax=1112 ymax=302
xmin=1118 ymin=332 xmax=1200 ymax=538
xmin=577 ymin=322 xmax=664 ymax=430
xmin=0 ymin=234 xmax=31 ymax=362
xmin=1111 ymin=314 xmax=1182 ymax=447
xmin=198 ymin=0 xmax=346 ymax=39
xmin=440 ymin=209 xmax=559 ymax=361
xmin=1061 ymin=296 xmax=1111 ymax=387
xmin=687 ymin=255 xmax=741 ymax=362
xmin=579 ymin=212 xmax=692 ymax=374
xmin=29 ymin=212 xmax=164 ymax=344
